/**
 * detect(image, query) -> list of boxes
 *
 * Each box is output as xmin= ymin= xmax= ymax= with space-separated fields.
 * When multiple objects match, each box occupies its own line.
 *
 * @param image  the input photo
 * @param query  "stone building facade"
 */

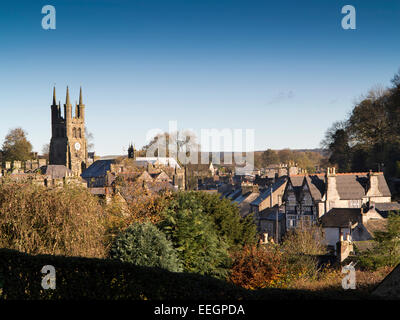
xmin=283 ymin=168 xmax=393 ymax=231
xmin=49 ymin=87 xmax=88 ymax=176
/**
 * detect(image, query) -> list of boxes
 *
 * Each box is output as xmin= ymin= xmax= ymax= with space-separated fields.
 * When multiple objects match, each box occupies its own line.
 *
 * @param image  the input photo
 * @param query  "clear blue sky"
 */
xmin=0 ymin=0 xmax=399 ymax=156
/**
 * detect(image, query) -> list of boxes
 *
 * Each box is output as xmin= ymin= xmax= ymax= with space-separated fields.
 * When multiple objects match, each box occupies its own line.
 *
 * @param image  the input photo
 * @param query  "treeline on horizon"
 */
xmin=254 ymin=149 xmax=326 ymax=173
xmin=322 ymin=69 xmax=400 ymax=177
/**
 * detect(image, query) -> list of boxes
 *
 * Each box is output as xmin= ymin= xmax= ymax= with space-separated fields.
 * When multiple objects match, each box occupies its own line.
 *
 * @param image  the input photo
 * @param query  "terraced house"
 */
xmin=283 ymin=167 xmax=395 ymax=231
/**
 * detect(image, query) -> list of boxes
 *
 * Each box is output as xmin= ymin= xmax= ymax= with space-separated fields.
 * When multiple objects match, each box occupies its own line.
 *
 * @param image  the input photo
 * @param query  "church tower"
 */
xmin=49 ymin=86 xmax=88 ymax=176
xmin=128 ymin=143 xmax=136 ymax=159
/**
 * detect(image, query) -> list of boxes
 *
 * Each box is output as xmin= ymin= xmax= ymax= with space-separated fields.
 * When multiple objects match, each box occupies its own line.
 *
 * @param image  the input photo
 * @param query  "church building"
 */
xmin=49 ymin=87 xmax=88 ymax=176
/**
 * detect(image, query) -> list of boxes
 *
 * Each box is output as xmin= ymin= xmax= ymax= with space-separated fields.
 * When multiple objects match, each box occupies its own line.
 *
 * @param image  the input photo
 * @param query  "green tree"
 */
xmin=193 ymin=192 xmax=258 ymax=250
xmin=2 ymin=128 xmax=33 ymax=162
xmin=358 ymin=212 xmax=400 ymax=270
xmin=262 ymin=149 xmax=279 ymax=166
xmin=277 ymin=149 xmax=293 ymax=164
xmin=158 ymin=192 xmax=231 ymax=279
xmin=328 ymin=129 xmax=352 ymax=172
xmin=110 ymin=222 xmax=182 ymax=272
xmin=322 ymin=78 xmax=400 ymax=175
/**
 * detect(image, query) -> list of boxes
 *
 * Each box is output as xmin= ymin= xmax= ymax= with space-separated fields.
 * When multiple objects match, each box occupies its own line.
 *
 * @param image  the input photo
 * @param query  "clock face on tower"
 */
xmin=74 ymin=142 xmax=81 ymax=151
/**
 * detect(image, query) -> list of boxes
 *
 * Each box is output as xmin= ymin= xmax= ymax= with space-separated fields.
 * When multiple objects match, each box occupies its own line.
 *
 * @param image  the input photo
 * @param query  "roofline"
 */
xmin=289 ymin=171 xmax=384 ymax=177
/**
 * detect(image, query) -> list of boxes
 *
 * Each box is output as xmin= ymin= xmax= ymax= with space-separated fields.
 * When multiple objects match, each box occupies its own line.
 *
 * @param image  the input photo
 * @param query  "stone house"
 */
xmin=283 ymin=168 xmax=393 ymax=231
xmin=257 ymin=209 xmax=286 ymax=243
xmin=249 ymin=178 xmax=287 ymax=215
xmin=320 ymin=207 xmax=386 ymax=254
xmin=232 ymin=182 xmax=260 ymax=217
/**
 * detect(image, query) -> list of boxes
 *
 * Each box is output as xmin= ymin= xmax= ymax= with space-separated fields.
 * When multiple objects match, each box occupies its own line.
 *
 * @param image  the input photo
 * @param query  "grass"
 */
xmin=286 ymin=266 xmax=394 ymax=297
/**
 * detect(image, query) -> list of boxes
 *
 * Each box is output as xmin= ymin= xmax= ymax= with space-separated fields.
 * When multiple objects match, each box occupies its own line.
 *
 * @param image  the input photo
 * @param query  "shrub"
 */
xmin=0 ymin=181 xmax=105 ymax=258
xmin=281 ymin=226 xmax=326 ymax=280
xmin=109 ymin=222 xmax=182 ymax=272
xmin=158 ymin=192 xmax=231 ymax=279
xmin=103 ymin=181 xmax=172 ymax=248
xmin=193 ymin=192 xmax=258 ymax=249
xmin=358 ymin=212 xmax=400 ymax=270
xmin=230 ymin=245 xmax=285 ymax=289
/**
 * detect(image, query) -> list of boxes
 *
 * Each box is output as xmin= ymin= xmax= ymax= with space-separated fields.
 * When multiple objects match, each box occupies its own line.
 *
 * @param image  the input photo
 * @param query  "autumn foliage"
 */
xmin=0 ymin=180 xmax=105 ymax=258
xmin=229 ymin=245 xmax=285 ymax=289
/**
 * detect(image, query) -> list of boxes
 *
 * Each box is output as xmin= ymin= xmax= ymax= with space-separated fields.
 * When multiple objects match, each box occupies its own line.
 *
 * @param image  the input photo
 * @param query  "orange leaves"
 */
xmin=229 ymin=245 xmax=285 ymax=290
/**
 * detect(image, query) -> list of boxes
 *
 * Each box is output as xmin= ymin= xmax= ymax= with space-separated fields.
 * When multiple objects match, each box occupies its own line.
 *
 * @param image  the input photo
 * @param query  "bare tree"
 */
xmin=85 ymin=127 xmax=95 ymax=152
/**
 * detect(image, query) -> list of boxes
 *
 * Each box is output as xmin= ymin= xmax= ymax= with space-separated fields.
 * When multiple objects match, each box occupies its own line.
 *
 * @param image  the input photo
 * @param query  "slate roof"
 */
xmin=374 ymin=202 xmax=400 ymax=218
xmin=290 ymin=175 xmax=305 ymax=187
xmin=81 ymin=160 xmax=115 ymax=178
xmin=305 ymin=174 xmax=325 ymax=200
xmin=41 ymin=165 xmax=72 ymax=179
xmin=227 ymin=189 xmax=242 ymax=200
xmin=251 ymin=178 xmax=287 ymax=206
xmin=287 ymin=175 xmax=305 ymax=198
xmin=320 ymin=208 xmax=362 ymax=228
xmin=258 ymin=208 xmax=285 ymax=222
xmin=233 ymin=191 xmax=252 ymax=204
xmin=135 ymin=157 xmax=180 ymax=168
xmin=287 ymin=172 xmax=391 ymax=201
xmin=334 ymin=173 xmax=391 ymax=199
xmin=364 ymin=219 xmax=387 ymax=235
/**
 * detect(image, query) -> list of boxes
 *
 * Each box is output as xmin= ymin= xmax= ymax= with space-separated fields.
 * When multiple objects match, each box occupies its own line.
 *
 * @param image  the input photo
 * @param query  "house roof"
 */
xmin=258 ymin=208 xmax=285 ymax=221
xmin=374 ymin=202 xmax=400 ymax=218
xmin=286 ymin=175 xmax=305 ymax=198
xmin=334 ymin=173 xmax=391 ymax=199
xmin=233 ymin=191 xmax=252 ymax=204
xmin=287 ymin=172 xmax=391 ymax=201
xmin=364 ymin=219 xmax=387 ymax=236
xmin=305 ymin=175 xmax=325 ymax=200
xmin=320 ymin=208 xmax=362 ymax=228
xmin=81 ymin=159 xmax=115 ymax=178
xmin=41 ymin=165 xmax=72 ymax=179
xmin=135 ymin=157 xmax=180 ymax=168
xmin=290 ymin=175 xmax=305 ymax=187
xmin=227 ymin=188 xmax=242 ymax=200
xmin=251 ymin=178 xmax=287 ymax=206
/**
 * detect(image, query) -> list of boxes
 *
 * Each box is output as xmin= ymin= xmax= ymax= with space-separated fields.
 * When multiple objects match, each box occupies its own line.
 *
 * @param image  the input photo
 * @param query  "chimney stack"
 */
xmin=366 ymin=170 xmax=382 ymax=197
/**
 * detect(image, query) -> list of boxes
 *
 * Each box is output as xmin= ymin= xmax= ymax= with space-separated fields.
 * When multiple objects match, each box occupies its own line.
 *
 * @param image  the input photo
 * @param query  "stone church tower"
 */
xmin=49 ymin=87 xmax=88 ymax=176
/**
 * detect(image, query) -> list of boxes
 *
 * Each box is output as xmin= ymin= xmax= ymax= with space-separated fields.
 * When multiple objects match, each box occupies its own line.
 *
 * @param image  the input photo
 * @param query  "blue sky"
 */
xmin=0 ymin=0 xmax=399 ymax=155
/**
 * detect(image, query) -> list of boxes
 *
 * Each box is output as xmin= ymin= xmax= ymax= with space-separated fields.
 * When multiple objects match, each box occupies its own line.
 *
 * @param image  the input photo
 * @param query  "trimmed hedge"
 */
xmin=0 ymin=248 xmax=373 ymax=300
xmin=0 ymin=248 xmax=247 ymax=300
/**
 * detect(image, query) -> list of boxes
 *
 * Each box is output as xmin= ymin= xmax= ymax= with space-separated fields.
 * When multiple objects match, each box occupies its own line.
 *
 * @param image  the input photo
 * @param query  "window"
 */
xmin=287 ymin=214 xmax=297 ymax=229
xmin=73 ymin=128 xmax=77 ymax=138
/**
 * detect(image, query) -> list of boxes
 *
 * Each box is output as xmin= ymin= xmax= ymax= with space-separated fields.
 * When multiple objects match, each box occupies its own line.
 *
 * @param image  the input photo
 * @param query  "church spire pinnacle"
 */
xmin=79 ymin=86 xmax=83 ymax=105
xmin=66 ymin=86 xmax=71 ymax=105
xmin=52 ymin=86 xmax=56 ymax=105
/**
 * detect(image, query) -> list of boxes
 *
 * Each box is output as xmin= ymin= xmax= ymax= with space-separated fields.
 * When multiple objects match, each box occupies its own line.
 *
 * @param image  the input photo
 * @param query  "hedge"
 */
xmin=0 ymin=248 xmax=373 ymax=300
xmin=0 ymin=248 xmax=248 ymax=300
